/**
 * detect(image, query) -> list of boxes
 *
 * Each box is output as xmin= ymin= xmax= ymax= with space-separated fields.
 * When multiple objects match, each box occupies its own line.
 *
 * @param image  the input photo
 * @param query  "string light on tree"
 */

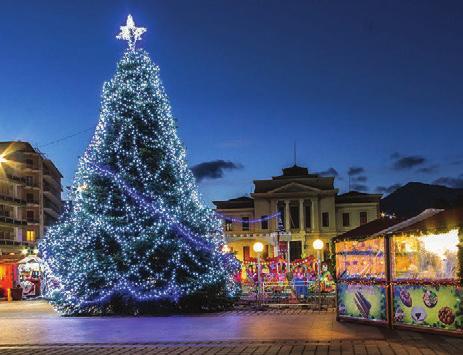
xmin=40 ymin=15 xmax=240 ymax=315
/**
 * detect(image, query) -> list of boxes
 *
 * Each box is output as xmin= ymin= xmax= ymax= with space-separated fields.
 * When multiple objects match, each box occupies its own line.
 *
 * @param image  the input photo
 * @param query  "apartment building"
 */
xmin=0 ymin=141 xmax=63 ymax=262
xmin=213 ymin=165 xmax=381 ymax=262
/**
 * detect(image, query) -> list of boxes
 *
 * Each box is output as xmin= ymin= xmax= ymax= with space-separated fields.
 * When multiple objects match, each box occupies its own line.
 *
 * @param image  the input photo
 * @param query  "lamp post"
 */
xmin=253 ymin=241 xmax=264 ymax=306
xmin=313 ymin=239 xmax=324 ymax=310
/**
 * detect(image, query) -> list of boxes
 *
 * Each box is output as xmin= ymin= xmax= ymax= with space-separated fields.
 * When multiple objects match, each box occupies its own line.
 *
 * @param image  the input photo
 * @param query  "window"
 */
xmin=26 ymin=210 xmax=34 ymax=222
xmin=242 ymin=217 xmax=249 ymax=231
xmin=243 ymin=246 xmax=250 ymax=260
xmin=322 ymin=212 xmax=329 ymax=227
xmin=261 ymin=215 xmax=268 ymax=230
xmin=25 ymin=176 xmax=33 ymax=186
xmin=25 ymin=159 xmax=33 ymax=166
xmin=278 ymin=205 xmax=285 ymax=228
xmin=342 ymin=213 xmax=350 ymax=227
xmin=0 ymin=227 xmax=13 ymax=240
xmin=360 ymin=211 xmax=368 ymax=225
xmin=26 ymin=230 xmax=36 ymax=242
xmin=290 ymin=206 xmax=299 ymax=229
xmin=26 ymin=193 xmax=34 ymax=203
xmin=305 ymin=206 xmax=311 ymax=228
xmin=224 ymin=218 xmax=233 ymax=231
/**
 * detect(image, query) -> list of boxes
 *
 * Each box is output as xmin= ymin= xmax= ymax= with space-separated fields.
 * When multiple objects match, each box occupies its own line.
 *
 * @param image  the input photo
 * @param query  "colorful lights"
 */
xmin=216 ymin=212 xmax=280 ymax=224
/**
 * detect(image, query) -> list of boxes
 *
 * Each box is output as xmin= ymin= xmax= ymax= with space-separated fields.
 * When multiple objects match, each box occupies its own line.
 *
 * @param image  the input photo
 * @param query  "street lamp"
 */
xmin=253 ymin=242 xmax=264 ymax=305
xmin=313 ymin=239 xmax=324 ymax=310
xmin=0 ymin=155 xmax=6 ymax=164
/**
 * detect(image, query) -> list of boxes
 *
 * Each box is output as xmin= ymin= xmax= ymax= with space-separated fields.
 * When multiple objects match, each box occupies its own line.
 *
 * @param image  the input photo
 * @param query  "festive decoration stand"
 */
xmin=334 ymin=209 xmax=463 ymax=336
xmin=240 ymin=255 xmax=334 ymax=303
xmin=17 ymin=255 xmax=43 ymax=298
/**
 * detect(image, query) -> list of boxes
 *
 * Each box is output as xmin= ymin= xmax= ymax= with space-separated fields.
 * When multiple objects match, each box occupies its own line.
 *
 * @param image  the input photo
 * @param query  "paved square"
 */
xmin=1 ymin=301 xmax=461 ymax=354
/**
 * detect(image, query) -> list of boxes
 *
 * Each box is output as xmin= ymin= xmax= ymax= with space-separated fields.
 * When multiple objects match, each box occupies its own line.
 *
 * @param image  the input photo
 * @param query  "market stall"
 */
xmin=335 ymin=236 xmax=388 ymax=324
xmin=334 ymin=209 xmax=463 ymax=336
xmin=17 ymin=255 xmax=43 ymax=298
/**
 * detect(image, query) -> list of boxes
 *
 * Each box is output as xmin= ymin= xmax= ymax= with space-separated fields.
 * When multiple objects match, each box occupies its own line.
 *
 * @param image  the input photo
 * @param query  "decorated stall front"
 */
xmin=335 ymin=235 xmax=388 ymax=324
xmin=334 ymin=209 xmax=463 ymax=336
xmin=241 ymin=255 xmax=335 ymax=303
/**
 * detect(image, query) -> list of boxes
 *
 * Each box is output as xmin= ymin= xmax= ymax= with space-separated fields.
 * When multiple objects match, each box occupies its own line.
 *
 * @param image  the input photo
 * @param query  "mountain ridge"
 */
xmin=380 ymin=182 xmax=463 ymax=218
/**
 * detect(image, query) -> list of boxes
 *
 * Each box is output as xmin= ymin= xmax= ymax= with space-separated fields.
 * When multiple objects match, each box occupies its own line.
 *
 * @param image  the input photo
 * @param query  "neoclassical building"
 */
xmin=213 ymin=165 xmax=381 ymax=262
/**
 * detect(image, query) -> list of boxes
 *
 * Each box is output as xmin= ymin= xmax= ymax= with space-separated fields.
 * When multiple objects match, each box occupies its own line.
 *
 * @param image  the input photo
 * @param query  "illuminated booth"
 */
xmin=334 ymin=209 xmax=463 ymax=336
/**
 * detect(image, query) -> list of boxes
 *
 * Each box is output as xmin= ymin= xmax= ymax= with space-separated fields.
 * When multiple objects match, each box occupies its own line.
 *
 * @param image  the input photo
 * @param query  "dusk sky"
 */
xmin=1 ymin=0 xmax=463 ymax=204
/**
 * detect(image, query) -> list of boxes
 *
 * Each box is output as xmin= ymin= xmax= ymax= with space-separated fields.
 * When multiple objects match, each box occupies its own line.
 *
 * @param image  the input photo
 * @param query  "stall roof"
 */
xmin=371 ymin=208 xmax=443 ymax=237
xmin=333 ymin=216 xmax=404 ymax=242
xmin=393 ymin=207 xmax=463 ymax=234
xmin=333 ymin=208 xmax=460 ymax=242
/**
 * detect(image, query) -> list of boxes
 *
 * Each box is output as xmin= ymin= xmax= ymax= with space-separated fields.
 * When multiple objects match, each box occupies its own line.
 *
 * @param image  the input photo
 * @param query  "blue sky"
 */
xmin=1 ymin=1 xmax=463 ymax=204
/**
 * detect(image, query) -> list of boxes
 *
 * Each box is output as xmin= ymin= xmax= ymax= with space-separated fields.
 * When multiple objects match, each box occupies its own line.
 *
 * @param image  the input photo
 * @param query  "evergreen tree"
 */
xmin=40 ymin=15 xmax=240 ymax=315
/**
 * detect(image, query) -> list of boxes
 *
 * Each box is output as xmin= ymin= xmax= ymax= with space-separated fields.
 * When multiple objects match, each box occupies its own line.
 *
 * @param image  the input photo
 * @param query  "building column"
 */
xmin=311 ymin=197 xmax=319 ymax=232
xmin=299 ymin=199 xmax=305 ymax=232
xmin=270 ymin=199 xmax=277 ymax=230
xmin=284 ymin=200 xmax=290 ymax=231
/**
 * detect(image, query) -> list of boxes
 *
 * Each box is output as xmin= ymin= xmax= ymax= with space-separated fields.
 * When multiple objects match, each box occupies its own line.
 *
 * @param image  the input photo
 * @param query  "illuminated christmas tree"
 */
xmin=40 ymin=15 xmax=240 ymax=315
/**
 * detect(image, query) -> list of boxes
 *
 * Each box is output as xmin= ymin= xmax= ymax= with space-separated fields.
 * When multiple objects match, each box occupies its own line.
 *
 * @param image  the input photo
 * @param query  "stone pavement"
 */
xmin=1 ymin=301 xmax=462 ymax=354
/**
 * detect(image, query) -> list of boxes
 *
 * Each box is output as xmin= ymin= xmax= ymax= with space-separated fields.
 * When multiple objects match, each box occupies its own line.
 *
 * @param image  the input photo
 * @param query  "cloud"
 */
xmin=416 ymin=165 xmax=438 ymax=174
xmin=353 ymin=175 xmax=367 ymax=182
xmin=317 ymin=168 xmax=339 ymax=177
xmin=191 ymin=160 xmax=242 ymax=182
xmin=391 ymin=153 xmax=426 ymax=170
xmin=433 ymin=175 xmax=463 ymax=188
xmin=350 ymin=184 xmax=369 ymax=192
xmin=348 ymin=167 xmax=365 ymax=176
xmin=376 ymin=183 xmax=402 ymax=194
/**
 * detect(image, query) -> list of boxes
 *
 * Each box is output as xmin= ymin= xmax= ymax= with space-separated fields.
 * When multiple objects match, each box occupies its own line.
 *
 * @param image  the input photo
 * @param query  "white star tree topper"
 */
xmin=116 ymin=15 xmax=147 ymax=50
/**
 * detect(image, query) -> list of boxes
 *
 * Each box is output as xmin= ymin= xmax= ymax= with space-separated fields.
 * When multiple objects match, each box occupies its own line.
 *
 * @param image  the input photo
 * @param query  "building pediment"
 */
xmin=269 ymin=182 xmax=322 ymax=194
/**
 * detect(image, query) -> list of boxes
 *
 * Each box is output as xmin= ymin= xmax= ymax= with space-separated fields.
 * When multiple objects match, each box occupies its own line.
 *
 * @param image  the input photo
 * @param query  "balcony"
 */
xmin=4 ymin=174 xmax=26 ymax=185
xmin=24 ymin=180 xmax=40 ymax=189
xmin=26 ymin=218 xmax=40 ymax=225
xmin=43 ymin=171 xmax=62 ymax=191
xmin=43 ymin=184 xmax=62 ymax=207
xmin=0 ymin=194 xmax=26 ymax=206
xmin=44 ymin=204 xmax=60 ymax=220
xmin=0 ymin=216 xmax=27 ymax=227
xmin=26 ymin=199 xmax=40 ymax=207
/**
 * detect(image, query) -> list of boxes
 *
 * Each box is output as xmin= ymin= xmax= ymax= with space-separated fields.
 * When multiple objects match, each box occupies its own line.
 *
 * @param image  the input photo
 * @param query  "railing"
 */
xmin=0 ymin=216 xmax=27 ymax=226
xmin=0 ymin=194 xmax=26 ymax=205
xmin=240 ymin=278 xmax=336 ymax=307
xmin=5 ymin=174 xmax=26 ymax=184
xmin=43 ymin=183 xmax=60 ymax=196
xmin=26 ymin=218 xmax=40 ymax=224
xmin=44 ymin=200 xmax=61 ymax=214
xmin=0 ymin=239 xmax=35 ymax=247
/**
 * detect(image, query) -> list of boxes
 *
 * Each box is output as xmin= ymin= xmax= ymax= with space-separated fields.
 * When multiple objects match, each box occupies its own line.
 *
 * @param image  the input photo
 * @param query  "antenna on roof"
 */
xmin=293 ymin=141 xmax=297 ymax=166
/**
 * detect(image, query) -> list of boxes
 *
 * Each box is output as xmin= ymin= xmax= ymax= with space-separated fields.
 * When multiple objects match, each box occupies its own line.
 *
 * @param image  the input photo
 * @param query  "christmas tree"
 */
xmin=40 ymin=15 xmax=240 ymax=315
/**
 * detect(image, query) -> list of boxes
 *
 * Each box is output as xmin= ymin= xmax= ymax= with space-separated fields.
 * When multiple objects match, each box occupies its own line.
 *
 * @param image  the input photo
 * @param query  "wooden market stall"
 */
xmin=334 ymin=208 xmax=463 ymax=335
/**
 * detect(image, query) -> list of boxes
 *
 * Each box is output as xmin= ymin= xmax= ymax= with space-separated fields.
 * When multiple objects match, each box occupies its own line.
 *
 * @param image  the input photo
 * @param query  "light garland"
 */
xmin=215 ymin=212 xmax=281 ymax=224
xmin=39 ymin=16 xmax=240 ymax=315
